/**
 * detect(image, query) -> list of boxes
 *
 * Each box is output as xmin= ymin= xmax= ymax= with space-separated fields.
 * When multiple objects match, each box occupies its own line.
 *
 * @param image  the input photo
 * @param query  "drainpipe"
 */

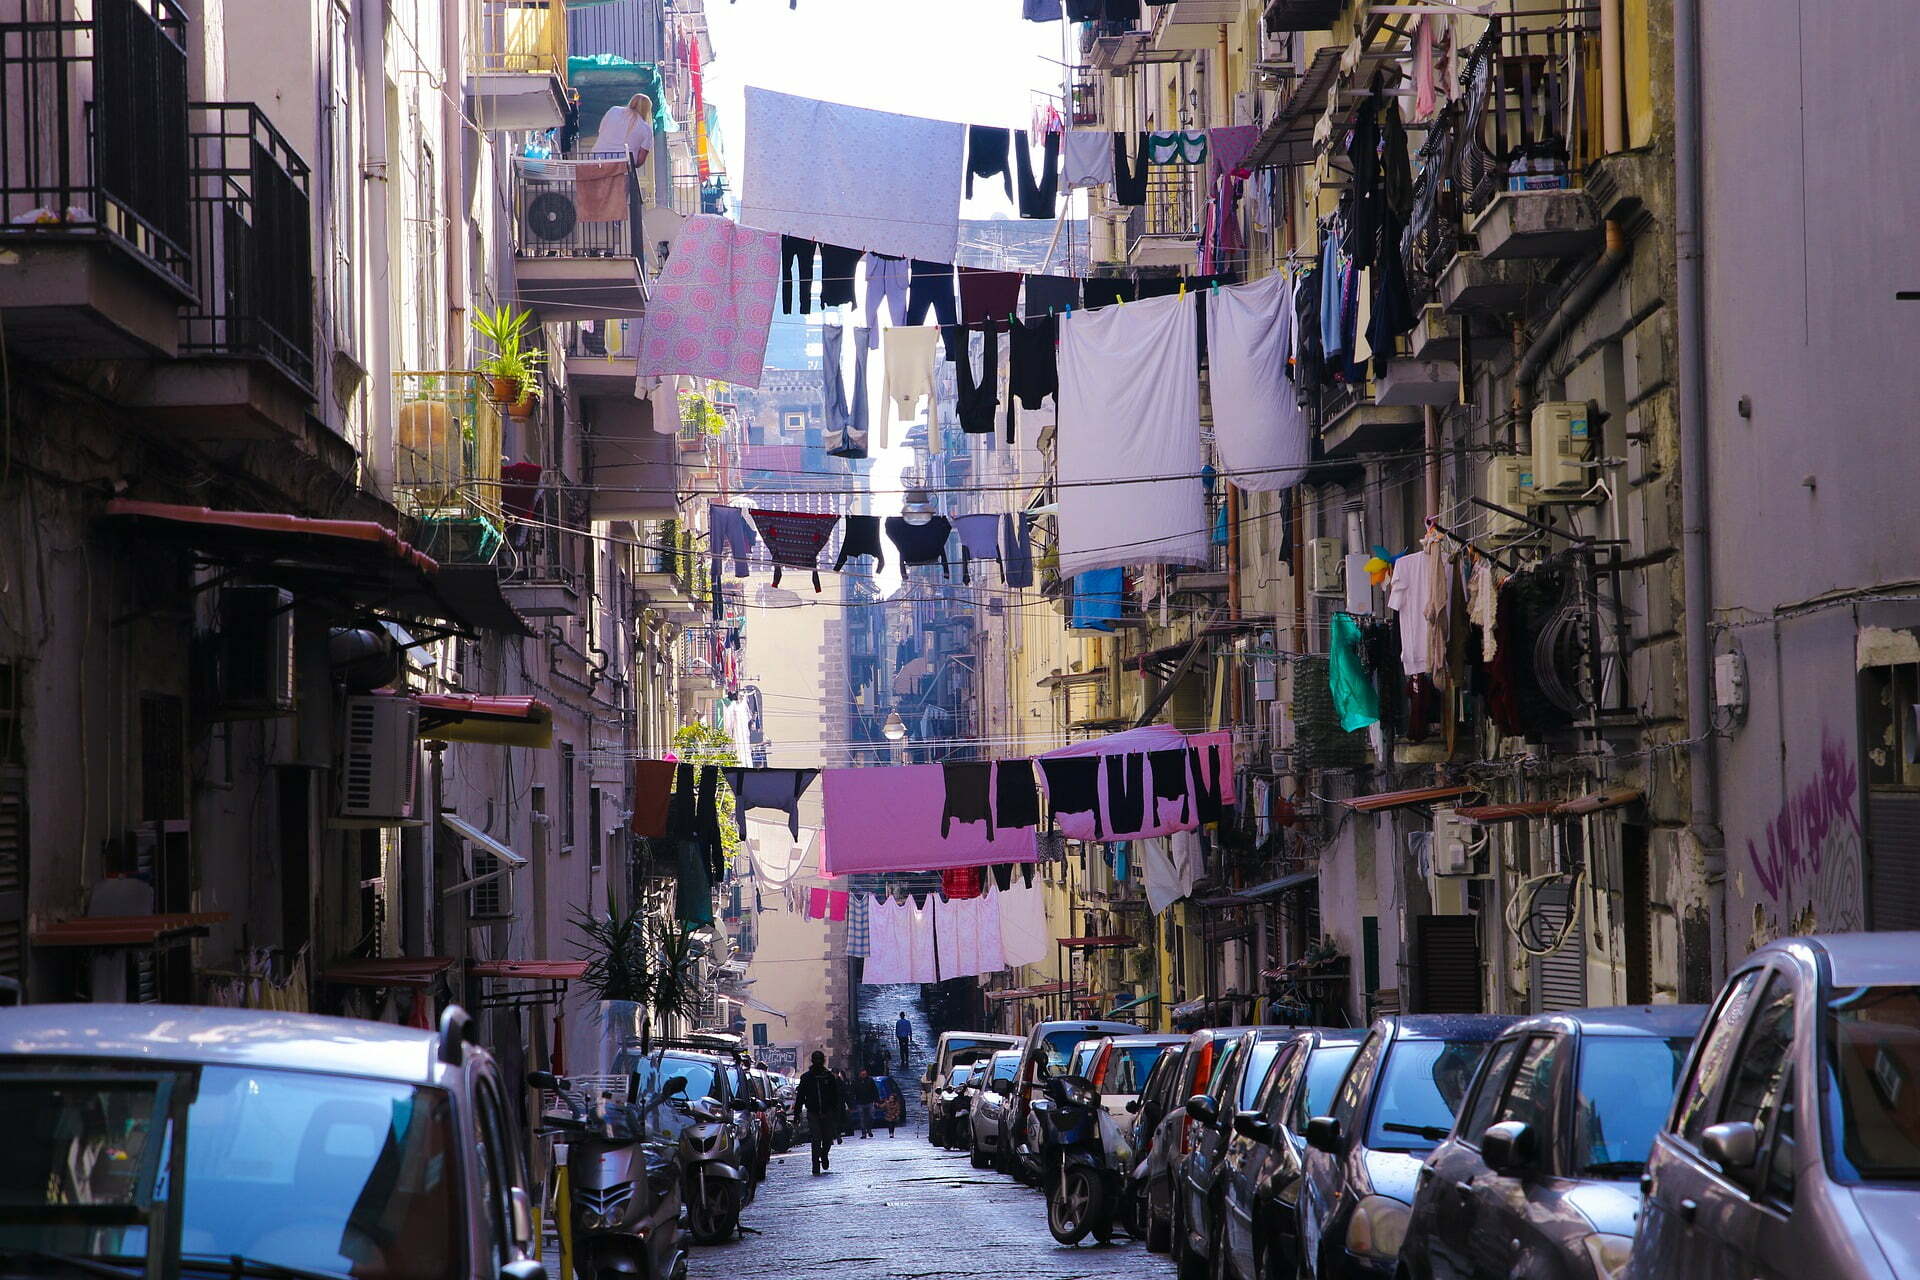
xmin=441 ymin=0 xmax=468 ymax=367
xmin=1514 ymin=219 xmax=1631 ymax=406
xmin=1600 ymin=0 xmax=1625 ymax=153
xmin=1674 ymin=0 xmax=1724 ymax=973
xmin=1422 ymin=406 xmax=1440 ymax=519
xmin=359 ymin=0 xmax=394 ymax=498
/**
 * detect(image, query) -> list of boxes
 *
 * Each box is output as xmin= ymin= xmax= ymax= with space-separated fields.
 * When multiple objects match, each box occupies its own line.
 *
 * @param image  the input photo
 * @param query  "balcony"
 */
xmin=563 ymin=319 xmax=639 ymax=399
xmin=1318 ymin=381 xmax=1421 ymax=458
xmin=392 ymin=372 xmax=506 ymax=562
xmin=127 ymin=102 xmax=314 ymax=437
xmin=513 ymin=153 xmax=649 ymax=321
xmin=1263 ymin=0 xmax=1341 ymax=31
xmin=1126 ymin=168 xmax=1199 ymax=269
xmin=0 ymin=0 xmax=194 ymax=358
xmin=1154 ymin=1 xmax=1241 ymax=52
xmin=469 ymin=0 xmax=568 ymax=131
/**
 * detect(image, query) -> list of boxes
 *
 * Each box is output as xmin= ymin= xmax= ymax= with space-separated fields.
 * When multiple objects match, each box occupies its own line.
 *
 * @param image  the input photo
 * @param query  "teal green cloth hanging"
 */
xmin=1329 ymin=613 xmax=1381 ymax=732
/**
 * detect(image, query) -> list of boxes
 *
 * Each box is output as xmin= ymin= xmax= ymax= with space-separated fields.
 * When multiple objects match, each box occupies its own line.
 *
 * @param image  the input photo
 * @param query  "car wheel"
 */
xmin=971 ymin=1145 xmax=991 ymax=1170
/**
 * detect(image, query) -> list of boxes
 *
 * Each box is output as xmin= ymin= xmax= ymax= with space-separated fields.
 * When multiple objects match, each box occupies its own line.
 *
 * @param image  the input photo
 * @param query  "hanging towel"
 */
xmin=935 ymin=894 xmax=976 ymax=979
xmin=834 ymin=514 xmax=887 ymax=572
xmin=883 ymin=325 xmax=942 ymax=445
xmin=1329 ymin=612 xmax=1383 ymax=731
xmin=1002 ymin=512 xmax=1035 ymax=588
xmin=885 ymin=515 xmax=953 ymax=577
xmin=1063 ymin=130 xmax=1116 ymax=190
xmin=957 ymin=267 xmax=1024 ymax=328
xmin=822 ymin=323 xmax=869 ymax=458
xmin=826 ymin=890 xmax=849 ymax=922
xmin=973 ymin=889 xmax=1007 ymax=975
xmin=998 ymin=881 xmax=1050 ymax=968
xmin=806 ymin=887 xmax=830 ymax=920
xmin=741 ymin=87 xmax=964 ymax=262
xmin=907 ymin=897 xmax=939 ymax=982
xmin=1015 ymin=130 xmax=1060 ymax=218
xmin=636 ymin=214 xmax=780 ymax=388
xmin=846 ymin=891 xmax=872 ymax=957
xmin=966 ymin=124 xmax=1014 ymax=202
xmin=864 ymin=895 xmax=911 ymax=982
xmin=820 ymin=764 xmax=1038 ymax=875
xmin=1023 ymin=273 xmax=1082 ymax=317
xmin=1056 ymin=292 xmax=1208 ymax=576
xmin=572 ymin=160 xmax=629 ymax=222
xmin=749 ymin=508 xmax=840 ymax=590
xmin=1206 ymin=276 xmax=1310 ymax=492
xmin=631 ymin=760 xmax=676 ymax=837
xmin=722 ymin=767 xmax=819 ymax=840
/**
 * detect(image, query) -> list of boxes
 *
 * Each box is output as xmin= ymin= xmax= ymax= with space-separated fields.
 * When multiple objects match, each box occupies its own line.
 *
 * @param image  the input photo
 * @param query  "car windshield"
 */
xmin=945 ymin=1037 xmax=1009 ymax=1064
xmin=1298 ymin=1045 xmax=1361 ymax=1129
xmin=1039 ymin=1029 xmax=1090 ymax=1074
xmin=0 ymin=1064 xmax=465 ymax=1280
xmin=632 ymin=1053 xmax=720 ymax=1104
xmin=990 ymin=1053 xmax=1019 ymax=1081
xmin=1365 ymin=1039 xmax=1491 ymax=1152
xmin=1240 ymin=1042 xmax=1284 ymax=1111
xmin=1573 ymin=1036 xmax=1693 ymax=1175
xmin=1104 ymin=1045 xmax=1171 ymax=1094
xmin=1826 ymin=984 xmax=1920 ymax=1181
xmin=1070 ymin=1045 xmax=1101 ymax=1079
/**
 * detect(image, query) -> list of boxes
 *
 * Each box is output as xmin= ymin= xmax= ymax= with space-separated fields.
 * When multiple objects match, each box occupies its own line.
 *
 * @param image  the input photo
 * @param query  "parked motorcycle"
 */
xmin=530 ymin=1070 xmax=689 ymax=1280
xmin=1032 ymin=1071 xmax=1126 ymax=1245
xmin=671 ymin=1082 xmax=760 ymax=1244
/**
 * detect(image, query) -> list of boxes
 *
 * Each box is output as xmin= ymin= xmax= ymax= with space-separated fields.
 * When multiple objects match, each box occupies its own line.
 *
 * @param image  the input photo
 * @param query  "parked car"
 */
xmin=1008 ymin=1019 xmax=1139 ymax=1180
xmin=627 ymin=1047 xmax=761 ymax=1244
xmin=1178 ymin=1028 xmax=1301 ymax=1279
xmin=930 ymin=1061 xmax=981 ymax=1148
xmin=969 ymin=1048 xmax=1024 ymax=1169
xmin=1398 ymin=1004 xmax=1705 ymax=1280
xmin=1217 ymin=1028 xmax=1366 ymax=1280
xmin=1086 ymin=1032 xmax=1186 ymax=1124
xmin=1140 ymin=1027 xmax=1258 ymax=1252
xmin=0 ymin=1002 xmax=546 ymax=1280
xmin=920 ymin=1030 xmax=1021 ymax=1108
xmin=752 ymin=1069 xmax=796 ymax=1153
xmin=1300 ymin=1014 xmax=1516 ymax=1279
xmin=1630 ymin=933 xmax=1920 ymax=1280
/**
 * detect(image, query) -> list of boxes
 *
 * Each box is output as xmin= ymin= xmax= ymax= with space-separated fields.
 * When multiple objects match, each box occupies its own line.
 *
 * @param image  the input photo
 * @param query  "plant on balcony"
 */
xmin=677 ymin=390 xmax=725 ymax=439
xmin=572 ymin=892 xmax=712 ymax=1053
xmin=473 ymin=304 xmax=545 ymax=404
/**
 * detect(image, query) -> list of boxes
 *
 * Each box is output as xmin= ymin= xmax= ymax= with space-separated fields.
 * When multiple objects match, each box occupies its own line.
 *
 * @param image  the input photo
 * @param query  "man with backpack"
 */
xmin=794 ymin=1051 xmax=845 ymax=1174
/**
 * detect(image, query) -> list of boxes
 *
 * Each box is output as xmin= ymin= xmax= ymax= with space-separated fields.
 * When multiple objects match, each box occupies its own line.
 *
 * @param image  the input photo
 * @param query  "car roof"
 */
xmin=1755 ymin=932 xmax=1920 ymax=987
xmin=1189 ymin=1024 xmax=1259 ymax=1045
xmin=1110 ymin=1033 xmax=1187 ymax=1047
xmin=1299 ymin=1027 xmax=1369 ymax=1046
xmin=1496 ymin=1004 xmax=1709 ymax=1039
xmin=1387 ymin=1013 xmax=1519 ymax=1041
xmin=989 ymin=1048 xmax=1022 ymax=1062
xmin=0 ymin=1003 xmax=451 ymax=1085
xmin=1033 ymin=1020 xmax=1137 ymax=1036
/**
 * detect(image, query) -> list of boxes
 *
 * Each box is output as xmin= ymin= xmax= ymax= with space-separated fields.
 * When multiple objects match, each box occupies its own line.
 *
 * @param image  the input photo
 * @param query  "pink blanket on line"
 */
xmin=819 ymin=764 xmax=1038 ymax=876
xmin=636 ymin=214 xmax=780 ymax=389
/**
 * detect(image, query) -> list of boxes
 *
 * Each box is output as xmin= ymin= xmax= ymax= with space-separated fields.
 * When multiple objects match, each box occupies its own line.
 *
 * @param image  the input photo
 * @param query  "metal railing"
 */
xmin=563 ymin=317 xmax=638 ymax=360
xmin=0 ymin=0 xmax=192 ymax=291
xmin=515 ymin=151 xmax=639 ymax=259
xmin=1456 ymin=18 xmax=1598 ymax=219
xmin=1128 ymin=164 xmax=1198 ymax=240
xmin=393 ymin=372 xmax=505 ymax=528
xmin=182 ymin=102 xmax=313 ymax=394
xmin=471 ymin=0 xmax=565 ymax=79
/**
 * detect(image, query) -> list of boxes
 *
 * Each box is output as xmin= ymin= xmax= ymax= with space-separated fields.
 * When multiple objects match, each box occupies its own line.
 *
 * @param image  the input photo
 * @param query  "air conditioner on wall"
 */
xmin=213 ymin=585 xmax=296 ymax=718
xmin=1307 ymin=537 xmax=1343 ymax=595
xmin=1530 ymin=401 xmax=1594 ymax=499
xmin=333 ymin=694 xmax=420 ymax=826
xmin=1484 ymin=457 xmax=1537 ymax=544
xmin=1430 ymin=808 xmax=1480 ymax=876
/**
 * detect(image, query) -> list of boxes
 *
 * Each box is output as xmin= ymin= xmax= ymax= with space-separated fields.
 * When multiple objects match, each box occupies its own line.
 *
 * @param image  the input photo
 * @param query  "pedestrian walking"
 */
xmin=895 ymin=1011 xmax=913 ymax=1067
xmin=852 ymin=1069 xmax=879 ymax=1137
xmin=834 ymin=1068 xmax=854 ymax=1138
xmin=874 ymin=1072 xmax=902 ymax=1135
xmin=794 ymin=1051 xmax=844 ymax=1175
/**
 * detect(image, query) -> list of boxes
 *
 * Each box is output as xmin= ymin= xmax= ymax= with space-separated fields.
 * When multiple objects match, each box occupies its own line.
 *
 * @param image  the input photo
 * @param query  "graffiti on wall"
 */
xmin=1746 ymin=729 xmax=1864 ymax=936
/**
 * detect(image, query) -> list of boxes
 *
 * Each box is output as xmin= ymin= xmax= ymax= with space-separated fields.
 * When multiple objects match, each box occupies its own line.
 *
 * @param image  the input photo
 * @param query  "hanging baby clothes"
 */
xmin=1015 ymin=130 xmax=1060 ymax=218
xmin=821 ymin=323 xmax=869 ymax=458
xmin=1062 ymin=129 xmax=1115 ymax=190
xmin=864 ymin=253 xmax=909 ymax=343
xmin=1147 ymin=131 xmax=1208 ymax=165
xmin=1002 ymin=512 xmax=1035 ymax=588
xmin=749 ymin=508 xmax=840 ymax=590
xmin=833 ymin=514 xmax=887 ymax=572
xmin=1112 ymin=133 xmax=1149 ymax=205
xmin=966 ymin=124 xmax=1014 ymax=201
xmin=722 ymin=767 xmax=819 ymax=840
xmin=883 ymin=325 xmax=941 ymax=445
xmin=941 ymin=761 xmax=995 ymax=840
xmin=953 ymin=326 xmax=1000 ymax=435
xmin=1006 ymin=314 xmax=1058 ymax=441
xmin=884 ymin=515 xmax=953 ymax=577
xmin=957 ymin=267 xmax=1024 ymax=328
xmin=953 ymin=513 xmax=1002 ymax=583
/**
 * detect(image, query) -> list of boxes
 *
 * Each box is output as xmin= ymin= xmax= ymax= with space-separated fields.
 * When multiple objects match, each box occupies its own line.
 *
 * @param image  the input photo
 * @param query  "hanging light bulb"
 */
xmin=882 ymin=710 xmax=908 ymax=741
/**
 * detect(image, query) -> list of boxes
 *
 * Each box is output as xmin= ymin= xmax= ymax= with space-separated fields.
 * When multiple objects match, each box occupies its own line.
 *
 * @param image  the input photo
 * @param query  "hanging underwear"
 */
xmin=953 ymin=325 xmax=999 ymax=435
xmin=1188 ymin=743 xmax=1225 ymax=825
xmin=994 ymin=759 xmax=1041 ymax=830
xmin=966 ymin=124 xmax=1014 ymax=202
xmin=1105 ymin=752 xmax=1148 ymax=835
xmin=941 ymin=761 xmax=995 ymax=840
xmin=1015 ymin=130 xmax=1060 ymax=219
xmin=1112 ymin=132 xmax=1149 ymax=206
xmin=885 ymin=515 xmax=953 ymax=578
xmin=1147 ymin=130 xmax=1209 ymax=165
xmin=833 ymin=514 xmax=887 ymax=572
xmin=1149 ymin=748 xmax=1192 ymax=826
xmin=749 ymin=508 xmax=841 ymax=591
xmin=722 ymin=767 xmax=819 ymax=841
xmin=1040 ymin=756 xmax=1104 ymax=839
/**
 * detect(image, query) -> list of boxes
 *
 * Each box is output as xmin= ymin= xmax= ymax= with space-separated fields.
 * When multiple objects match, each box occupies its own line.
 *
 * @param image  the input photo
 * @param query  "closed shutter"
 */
xmin=0 ymin=768 xmax=25 ymax=983
xmin=1412 ymin=915 xmax=1480 ymax=1014
xmin=1529 ymin=878 xmax=1588 ymax=1012
xmin=1867 ymin=791 xmax=1920 ymax=931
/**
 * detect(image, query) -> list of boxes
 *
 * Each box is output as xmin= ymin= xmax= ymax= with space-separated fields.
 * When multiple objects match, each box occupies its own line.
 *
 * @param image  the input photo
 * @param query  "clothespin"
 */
xmin=1178 ymin=281 xmax=1187 ymax=299
xmin=1211 ymin=279 xmax=1221 ymax=295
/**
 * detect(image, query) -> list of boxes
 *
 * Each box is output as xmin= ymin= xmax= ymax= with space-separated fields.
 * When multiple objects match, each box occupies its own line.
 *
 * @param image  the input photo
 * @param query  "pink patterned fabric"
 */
xmin=636 ymin=214 xmax=781 ymax=389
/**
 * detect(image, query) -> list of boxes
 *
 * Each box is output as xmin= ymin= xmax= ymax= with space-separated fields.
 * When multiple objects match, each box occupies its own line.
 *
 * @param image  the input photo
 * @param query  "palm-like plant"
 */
xmin=572 ymin=893 xmax=711 ymax=1053
xmin=473 ymin=305 xmax=545 ymax=401
xmin=648 ymin=921 xmax=708 ymax=1042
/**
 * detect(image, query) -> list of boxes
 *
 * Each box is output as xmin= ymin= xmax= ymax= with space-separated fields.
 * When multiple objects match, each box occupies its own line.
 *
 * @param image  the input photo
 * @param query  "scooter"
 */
xmin=530 ymin=1070 xmax=689 ymax=1280
xmin=672 ymin=1085 xmax=759 ymax=1244
xmin=1032 ymin=1071 xmax=1126 ymax=1246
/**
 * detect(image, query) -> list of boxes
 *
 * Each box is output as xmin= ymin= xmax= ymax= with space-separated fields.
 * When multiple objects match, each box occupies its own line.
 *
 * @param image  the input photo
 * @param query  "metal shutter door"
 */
xmin=1413 ymin=916 xmax=1481 ymax=1014
xmin=1868 ymin=791 xmax=1920 ymax=931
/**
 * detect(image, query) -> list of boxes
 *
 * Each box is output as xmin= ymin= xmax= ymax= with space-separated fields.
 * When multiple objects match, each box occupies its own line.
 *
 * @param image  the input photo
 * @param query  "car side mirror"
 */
xmin=1126 ymin=1098 xmax=1141 ymax=1113
xmin=1185 ymin=1094 xmax=1219 ymax=1126
xmin=1480 ymin=1120 xmax=1536 ymax=1174
xmin=661 ymin=1075 xmax=688 ymax=1098
xmin=1233 ymin=1111 xmax=1275 ymax=1143
xmin=526 ymin=1070 xmax=568 ymax=1091
xmin=501 ymin=1260 xmax=546 ymax=1280
xmin=1701 ymin=1121 xmax=1760 ymax=1175
xmin=1304 ymin=1115 xmax=1341 ymax=1154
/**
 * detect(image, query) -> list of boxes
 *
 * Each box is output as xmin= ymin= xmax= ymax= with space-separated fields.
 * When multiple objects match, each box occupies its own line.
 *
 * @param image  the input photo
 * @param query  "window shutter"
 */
xmin=1412 ymin=915 xmax=1480 ymax=1014
xmin=0 ymin=768 xmax=26 ymax=983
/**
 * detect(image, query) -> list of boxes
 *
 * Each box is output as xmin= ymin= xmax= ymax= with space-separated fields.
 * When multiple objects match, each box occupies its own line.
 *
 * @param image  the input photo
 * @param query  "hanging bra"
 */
xmin=1147 ymin=131 xmax=1209 ymax=165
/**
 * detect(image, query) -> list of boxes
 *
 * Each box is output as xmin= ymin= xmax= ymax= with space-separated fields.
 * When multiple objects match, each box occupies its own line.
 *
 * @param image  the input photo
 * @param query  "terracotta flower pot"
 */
xmin=509 ymin=391 xmax=537 ymax=419
xmin=488 ymin=375 xmax=521 ymax=404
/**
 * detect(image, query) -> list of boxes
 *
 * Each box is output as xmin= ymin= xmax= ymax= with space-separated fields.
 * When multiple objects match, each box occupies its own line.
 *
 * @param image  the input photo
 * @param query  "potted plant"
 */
xmin=473 ymin=305 xmax=544 ymax=404
xmin=508 ymin=381 xmax=539 ymax=420
xmin=572 ymin=895 xmax=709 ymax=1056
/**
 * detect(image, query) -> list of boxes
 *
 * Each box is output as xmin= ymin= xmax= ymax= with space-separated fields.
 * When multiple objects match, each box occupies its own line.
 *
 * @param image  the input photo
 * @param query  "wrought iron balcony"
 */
xmin=393 ymin=372 xmax=506 ymax=560
xmin=469 ymin=0 xmax=568 ymax=131
xmin=513 ymin=152 xmax=649 ymax=320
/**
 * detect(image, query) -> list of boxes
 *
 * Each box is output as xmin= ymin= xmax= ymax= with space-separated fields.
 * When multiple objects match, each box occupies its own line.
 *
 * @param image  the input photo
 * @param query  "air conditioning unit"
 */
xmin=468 ymin=848 xmax=516 ymax=920
xmin=334 ymin=694 xmax=420 ymax=826
xmin=524 ymin=189 xmax=580 ymax=243
xmin=1484 ymin=457 xmax=1537 ymax=543
xmin=213 ymin=585 xmax=296 ymax=718
xmin=1530 ymin=401 xmax=1593 ymax=499
xmin=1307 ymin=537 xmax=1343 ymax=594
xmin=1430 ymin=808 xmax=1479 ymax=876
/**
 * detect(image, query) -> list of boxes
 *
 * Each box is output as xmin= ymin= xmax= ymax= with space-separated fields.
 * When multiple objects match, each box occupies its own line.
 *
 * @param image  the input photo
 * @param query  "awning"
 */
xmin=417 ymin=694 xmax=554 ymax=748
xmin=1232 ymin=870 xmax=1317 ymax=901
xmin=440 ymin=813 xmax=528 ymax=897
xmin=1341 ymin=784 xmax=1480 ymax=813
xmin=1454 ymin=801 xmax=1562 ymax=822
xmin=1555 ymin=787 xmax=1644 ymax=816
xmin=434 ymin=565 xmax=534 ymax=637
xmin=724 ymin=992 xmax=789 ymax=1021
xmin=321 ymin=956 xmax=455 ymax=987
xmin=1107 ymin=993 xmax=1159 ymax=1017
xmin=467 ymin=960 xmax=588 ymax=980
xmin=988 ymin=981 xmax=1087 ymax=1002
xmin=1247 ymin=45 xmax=1342 ymax=167
xmin=1057 ymin=936 xmax=1137 ymax=950
xmin=33 ymin=912 xmax=229 ymax=948
xmin=100 ymin=499 xmax=499 ymax=638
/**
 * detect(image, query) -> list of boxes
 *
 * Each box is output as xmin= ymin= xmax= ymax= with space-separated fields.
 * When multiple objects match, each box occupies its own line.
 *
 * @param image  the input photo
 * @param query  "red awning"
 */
xmin=320 ymin=956 xmax=455 ymax=988
xmin=468 ymin=959 xmax=589 ymax=981
xmin=1057 ymin=936 xmax=1137 ymax=950
xmin=105 ymin=499 xmax=437 ymax=574
xmin=1453 ymin=801 xmax=1561 ymax=822
xmin=1341 ymin=784 xmax=1480 ymax=813
xmin=1555 ymin=787 xmax=1644 ymax=816
xmin=33 ymin=912 xmax=229 ymax=948
xmin=417 ymin=694 xmax=554 ymax=749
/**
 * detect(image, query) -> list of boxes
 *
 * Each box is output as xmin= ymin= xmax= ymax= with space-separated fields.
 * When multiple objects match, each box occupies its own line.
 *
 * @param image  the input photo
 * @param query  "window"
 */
xmin=752 ymin=1023 xmax=769 ymax=1047
xmin=1294 ymin=1044 xmax=1361 ymax=1132
xmin=588 ymin=786 xmax=604 ymax=871
xmin=559 ymin=744 xmax=576 ymax=852
xmin=1676 ymin=968 xmax=1765 ymax=1143
xmin=1460 ymin=1038 xmax=1525 ymax=1145
xmin=1239 ymin=1040 xmax=1285 ymax=1111
xmin=1492 ymin=1035 xmax=1562 ymax=1134
xmin=530 ymin=786 xmax=548 ymax=862
xmin=471 ymin=1076 xmax=518 ymax=1267
xmin=468 ymin=845 xmax=513 ymax=919
xmin=1574 ymin=1035 xmax=1694 ymax=1175
xmin=1826 ymin=984 xmax=1920 ymax=1182
xmin=1253 ymin=1042 xmax=1302 ymax=1116
xmin=1329 ymin=1031 xmax=1384 ymax=1134
xmin=1721 ymin=973 xmax=1797 ymax=1180
xmin=1364 ymin=1038 xmax=1492 ymax=1153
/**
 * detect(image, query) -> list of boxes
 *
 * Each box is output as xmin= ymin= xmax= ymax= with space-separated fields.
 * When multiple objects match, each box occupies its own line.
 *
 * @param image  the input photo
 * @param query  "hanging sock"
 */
xmin=749 ymin=508 xmax=840 ymax=591
xmin=1015 ymin=130 xmax=1060 ymax=218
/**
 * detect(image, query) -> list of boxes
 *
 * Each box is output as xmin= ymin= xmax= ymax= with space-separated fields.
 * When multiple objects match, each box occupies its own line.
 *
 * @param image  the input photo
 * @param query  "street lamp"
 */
xmin=882 ymin=710 xmax=907 ymax=741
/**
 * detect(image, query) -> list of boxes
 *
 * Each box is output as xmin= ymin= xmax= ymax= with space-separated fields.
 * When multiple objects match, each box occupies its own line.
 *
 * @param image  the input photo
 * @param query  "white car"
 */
xmin=1077 ymin=1032 xmax=1187 ymax=1123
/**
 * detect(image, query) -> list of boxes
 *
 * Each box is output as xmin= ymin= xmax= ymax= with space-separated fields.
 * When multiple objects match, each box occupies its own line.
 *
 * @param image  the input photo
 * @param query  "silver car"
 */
xmin=1630 ymin=933 xmax=1920 ymax=1280
xmin=968 ymin=1049 xmax=1023 ymax=1170
xmin=0 ymin=1002 xmax=543 ymax=1280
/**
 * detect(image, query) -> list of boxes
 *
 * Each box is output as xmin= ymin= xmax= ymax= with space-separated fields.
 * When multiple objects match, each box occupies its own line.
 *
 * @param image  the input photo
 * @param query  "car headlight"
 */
xmin=1344 ymin=1194 xmax=1412 ymax=1260
xmin=1581 ymin=1232 xmax=1633 ymax=1280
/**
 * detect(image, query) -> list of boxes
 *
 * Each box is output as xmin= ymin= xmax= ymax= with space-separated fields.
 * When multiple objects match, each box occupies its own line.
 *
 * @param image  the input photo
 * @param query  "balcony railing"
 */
xmin=393 ymin=372 xmax=505 ymax=537
xmin=0 ymin=0 xmax=192 ymax=290
xmin=182 ymin=103 xmax=313 ymax=394
xmin=515 ymin=152 xmax=640 ymax=259
xmin=471 ymin=0 xmax=566 ymax=79
xmin=1128 ymin=165 xmax=1198 ymax=240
